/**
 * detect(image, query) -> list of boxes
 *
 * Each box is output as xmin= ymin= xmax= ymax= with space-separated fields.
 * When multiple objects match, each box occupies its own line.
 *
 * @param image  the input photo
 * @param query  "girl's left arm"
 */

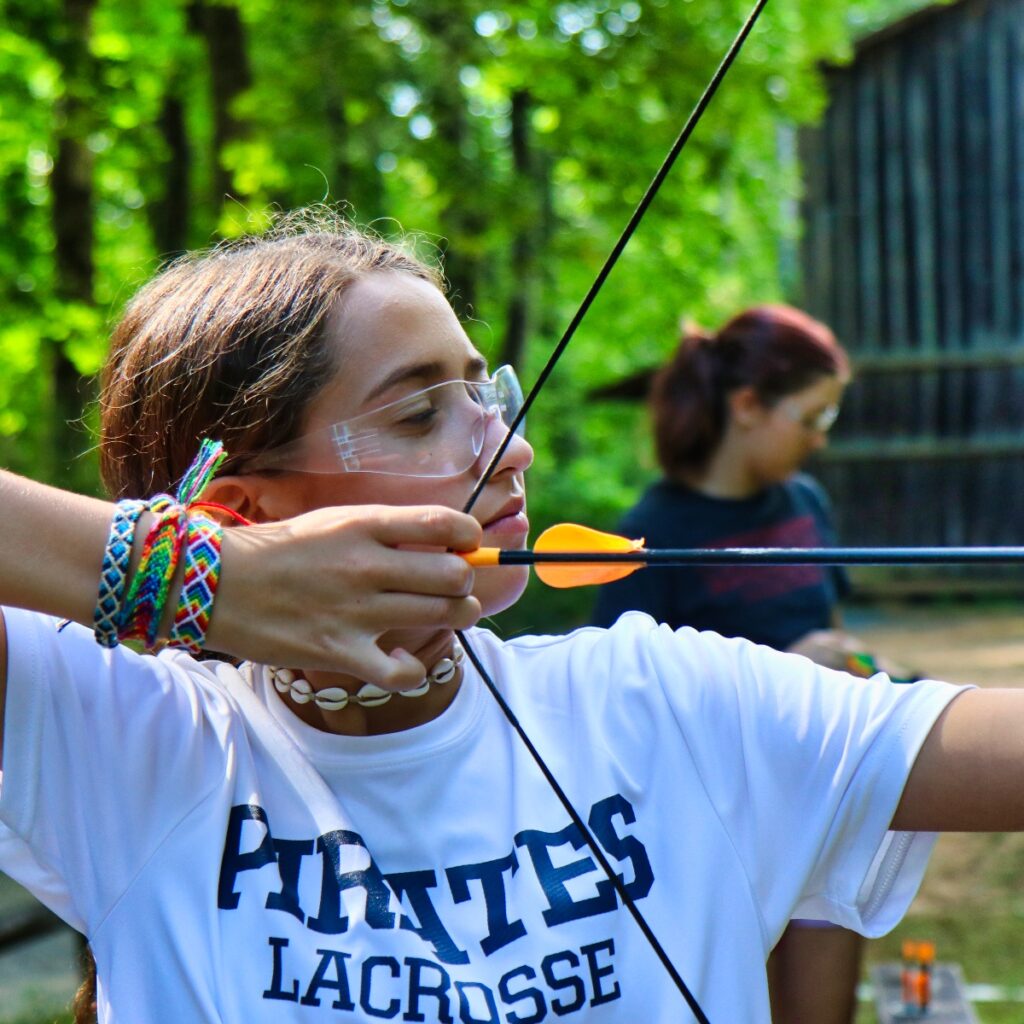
xmin=892 ymin=688 xmax=1024 ymax=831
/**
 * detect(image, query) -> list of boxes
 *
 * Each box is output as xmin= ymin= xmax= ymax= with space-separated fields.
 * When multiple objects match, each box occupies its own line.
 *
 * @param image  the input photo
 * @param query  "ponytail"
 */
xmin=650 ymin=328 xmax=725 ymax=477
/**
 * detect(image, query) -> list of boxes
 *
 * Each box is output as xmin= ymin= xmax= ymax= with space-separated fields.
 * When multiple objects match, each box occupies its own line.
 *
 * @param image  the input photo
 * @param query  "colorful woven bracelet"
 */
xmin=167 ymin=514 xmax=224 ymax=654
xmin=93 ymin=499 xmax=148 ymax=648
xmin=176 ymin=438 xmax=227 ymax=505
xmin=92 ymin=439 xmax=229 ymax=652
xmin=118 ymin=503 xmax=188 ymax=650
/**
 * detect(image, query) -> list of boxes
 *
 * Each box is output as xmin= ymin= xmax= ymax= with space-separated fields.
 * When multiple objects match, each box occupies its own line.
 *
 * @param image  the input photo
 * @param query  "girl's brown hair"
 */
xmin=71 ymin=950 xmax=97 ymax=1024
xmin=649 ymin=304 xmax=849 ymax=478
xmin=99 ymin=211 xmax=442 ymax=499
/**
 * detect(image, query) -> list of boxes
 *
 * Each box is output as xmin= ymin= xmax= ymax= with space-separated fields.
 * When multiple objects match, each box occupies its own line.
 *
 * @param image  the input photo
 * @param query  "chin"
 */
xmin=477 ymin=567 xmax=531 ymax=617
xmin=757 ymin=464 xmax=799 ymax=487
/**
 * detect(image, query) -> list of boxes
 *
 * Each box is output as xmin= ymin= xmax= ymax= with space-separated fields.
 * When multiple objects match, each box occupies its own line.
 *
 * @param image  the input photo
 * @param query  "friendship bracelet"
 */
xmin=118 ymin=503 xmax=188 ymax=650
xmin=176 ymin=438 xmax=227 ymax=505
xmin=93 ymin=499 xmax=147 ymax=648
xmin=92 ymin=439 xmax=230 ymax=653
xmin=167 ymin=514 xmax=224 ymax=654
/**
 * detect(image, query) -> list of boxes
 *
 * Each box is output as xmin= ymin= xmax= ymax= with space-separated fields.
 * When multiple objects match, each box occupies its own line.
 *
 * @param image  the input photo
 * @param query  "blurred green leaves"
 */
xmin=0 ymin=0 xmax=926 ymax=628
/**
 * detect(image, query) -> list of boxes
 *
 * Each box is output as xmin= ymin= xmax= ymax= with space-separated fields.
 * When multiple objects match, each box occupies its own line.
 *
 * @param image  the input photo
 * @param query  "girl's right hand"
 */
xmin=205 ymin=504 xmax=483 ymax=687
xmin=787 ymin=628 xmax=919 ymax=680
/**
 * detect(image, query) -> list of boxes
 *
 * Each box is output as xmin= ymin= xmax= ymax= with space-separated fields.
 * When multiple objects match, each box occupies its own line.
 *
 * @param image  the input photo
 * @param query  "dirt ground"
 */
xmin=849 ymin=602 xmax=1024 ymax=916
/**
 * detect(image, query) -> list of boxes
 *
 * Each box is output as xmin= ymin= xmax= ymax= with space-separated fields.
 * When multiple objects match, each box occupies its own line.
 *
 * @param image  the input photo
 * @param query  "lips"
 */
xmin=482 ymin=496 xmax=527 ymax=531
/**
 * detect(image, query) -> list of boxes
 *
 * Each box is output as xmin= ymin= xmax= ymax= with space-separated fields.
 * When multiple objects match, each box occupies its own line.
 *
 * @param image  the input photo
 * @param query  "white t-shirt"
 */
xmin=0 ymin=607 xmax=964 ymax=1023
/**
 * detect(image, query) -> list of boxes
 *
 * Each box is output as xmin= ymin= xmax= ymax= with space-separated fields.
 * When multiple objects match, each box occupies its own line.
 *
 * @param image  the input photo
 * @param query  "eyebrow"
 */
xmin=363 ymin=355 xmax=489 ymax=405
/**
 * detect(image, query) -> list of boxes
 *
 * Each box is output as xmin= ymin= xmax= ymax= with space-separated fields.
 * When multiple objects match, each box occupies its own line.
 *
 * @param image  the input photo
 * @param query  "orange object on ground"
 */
xmin=901 ymin=939 xmax=919 ymax=1011
xmin=917 ymin=940 xmax=935 ymax=1012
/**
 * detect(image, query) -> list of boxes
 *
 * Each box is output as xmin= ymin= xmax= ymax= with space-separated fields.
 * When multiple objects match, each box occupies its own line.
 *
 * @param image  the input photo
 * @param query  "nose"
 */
xmin=477 ymin=411 xmax=534 ymax=476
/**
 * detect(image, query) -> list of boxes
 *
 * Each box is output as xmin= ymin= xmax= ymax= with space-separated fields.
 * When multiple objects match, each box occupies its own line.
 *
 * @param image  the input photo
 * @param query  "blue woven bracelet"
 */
xmin=93 ymin=499 xmax=147 ymax=648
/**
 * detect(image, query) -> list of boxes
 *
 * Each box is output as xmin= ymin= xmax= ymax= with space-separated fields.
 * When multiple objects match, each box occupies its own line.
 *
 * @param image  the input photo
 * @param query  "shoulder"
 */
xmin=785 ymin=473 xmax=835 ymax=516
xmin=2 ymin=605 xmax=244 ymax=718
xmin=787 ymin=472 xmax=831 ymax=503
xmin=463 ymin=621 xmax=966 ymax=780
xmin=464 ymin=614 xmax=757 ymax=713
xmin=618 ymin=479 xmax=704 ymax=538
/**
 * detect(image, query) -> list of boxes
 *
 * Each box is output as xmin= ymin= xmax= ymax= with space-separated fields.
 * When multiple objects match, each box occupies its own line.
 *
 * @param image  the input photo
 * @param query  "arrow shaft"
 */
xmin=489 ymin=547 xmax=1024 ymax=566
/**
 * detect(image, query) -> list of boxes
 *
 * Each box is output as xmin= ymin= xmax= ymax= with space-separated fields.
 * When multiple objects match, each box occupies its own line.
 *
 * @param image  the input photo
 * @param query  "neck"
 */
xmin=678 ymin=435 xmax=761 ymax=499
xmin=273 ymin=630 xmax=463 ymax=737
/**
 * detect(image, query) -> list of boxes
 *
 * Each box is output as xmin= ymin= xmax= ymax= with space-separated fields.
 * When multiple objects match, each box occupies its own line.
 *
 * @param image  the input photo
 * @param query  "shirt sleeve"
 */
xmin=601 ymin=612 xmax=967 ymax=938
xmin=0 ymin=608 xmax=232 ymax=932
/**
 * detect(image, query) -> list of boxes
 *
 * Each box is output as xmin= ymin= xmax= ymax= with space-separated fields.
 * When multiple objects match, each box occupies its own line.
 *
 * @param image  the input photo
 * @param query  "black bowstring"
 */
xmin=464 ymin=0 xmax=771 ymax=515
xmin=454 ymin=633 xmax=713 ymax=1022
xmin=457 ymin=3 xmax=770 ymax=1020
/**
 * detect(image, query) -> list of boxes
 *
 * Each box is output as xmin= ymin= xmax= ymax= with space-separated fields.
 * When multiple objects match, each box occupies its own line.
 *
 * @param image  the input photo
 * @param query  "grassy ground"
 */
xmin=6 ymin=1014 xmax=71 ymax=1024
xmin=857 ymin=911 xmax=1024 ymax=1023
xmin=850 ymin=604 xmax=1024 ymax=1024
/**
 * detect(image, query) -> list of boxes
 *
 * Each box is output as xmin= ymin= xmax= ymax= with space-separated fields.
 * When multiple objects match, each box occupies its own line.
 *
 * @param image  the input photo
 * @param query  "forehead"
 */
xmin=313 ymin=271 xmax=483 ymax=419
xmin=335 ymin=271 xmax=473 ymax=361
xmin=788 ymin=373 xmax=845 ymax=407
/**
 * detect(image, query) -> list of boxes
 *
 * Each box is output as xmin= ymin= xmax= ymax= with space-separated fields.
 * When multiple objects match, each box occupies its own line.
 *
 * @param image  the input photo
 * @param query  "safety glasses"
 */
xmin=780 ymin=399 xmax=840 ymax=434
xmin=246 ymin=364 xmax=525 ymax=478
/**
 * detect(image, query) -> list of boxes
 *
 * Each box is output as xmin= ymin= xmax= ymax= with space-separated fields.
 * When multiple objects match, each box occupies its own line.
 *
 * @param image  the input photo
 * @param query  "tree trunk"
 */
xmin=418 ymin=7 xmax=481 ymax=320
xmin=190 ymin=0 xmax=252 ymax=207
xmin=499 ymin=89 xmax=535 ymax=372
xmin=149 ymin=93 xmax=191 ymax=260
xmin=317 ymin=5 xmax=352 ymax=207
xmin=48 ymin=0 xmax=97 ymax=487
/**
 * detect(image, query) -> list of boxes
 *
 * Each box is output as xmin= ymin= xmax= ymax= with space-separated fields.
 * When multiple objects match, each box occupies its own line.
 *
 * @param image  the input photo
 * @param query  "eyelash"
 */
xmin=397 ymin=406 xmax=440 ymax=428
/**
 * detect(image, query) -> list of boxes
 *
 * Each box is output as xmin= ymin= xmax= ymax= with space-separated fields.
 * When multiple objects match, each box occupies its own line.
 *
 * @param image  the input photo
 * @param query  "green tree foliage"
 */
xmin=0 ymin=0 xmax=931 ymax=629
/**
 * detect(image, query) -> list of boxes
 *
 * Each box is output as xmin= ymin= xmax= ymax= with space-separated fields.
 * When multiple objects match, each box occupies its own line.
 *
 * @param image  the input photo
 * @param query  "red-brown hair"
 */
xmin=650 ymin=304 xmax=849 ymax=478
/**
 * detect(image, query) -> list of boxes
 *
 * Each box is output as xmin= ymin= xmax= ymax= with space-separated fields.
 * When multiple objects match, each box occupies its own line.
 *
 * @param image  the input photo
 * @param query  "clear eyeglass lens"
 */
xmin=782 ymin=399 xmax=839 ymax=433
xmin=810 ymin=404 xmax=840 ymax=432
xmin=303 ymin=364 xmax=524 ymax=477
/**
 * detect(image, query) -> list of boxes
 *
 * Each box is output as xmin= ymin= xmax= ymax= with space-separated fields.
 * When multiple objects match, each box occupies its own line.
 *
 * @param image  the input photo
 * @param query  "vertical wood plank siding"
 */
xmin=799 ymin=0 xmax=1024 ymax=585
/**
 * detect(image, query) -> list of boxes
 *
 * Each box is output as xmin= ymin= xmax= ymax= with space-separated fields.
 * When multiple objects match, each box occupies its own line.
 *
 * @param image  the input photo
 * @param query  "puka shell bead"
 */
xmin=313 ymin=687 xmax=350 ymax=712
xmin=273 ymin=668 xmax=296 ymax=694
xmin=355 ymin=682 xmax=393 ymax=708
xmin=430 ymin=657 xmax=457 ymax=684
xmin=398 ymin=679 xmax=433 ymax=698
xmin=290 ymin=678 xmax=314 ymax=704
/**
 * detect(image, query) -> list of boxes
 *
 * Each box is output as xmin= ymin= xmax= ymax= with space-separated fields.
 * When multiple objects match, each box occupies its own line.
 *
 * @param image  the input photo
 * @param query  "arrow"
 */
xmin=461 ymin=523 xmax=1024 ymax=589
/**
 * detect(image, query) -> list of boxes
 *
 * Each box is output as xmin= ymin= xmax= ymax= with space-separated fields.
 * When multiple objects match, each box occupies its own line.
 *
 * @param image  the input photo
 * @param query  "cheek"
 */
xmin=752 ymin=432 xmax=803 ymax=477
xmin=475 ymin=565 xmax=530 ymax=616
xmin=301 ymin=473 xmax=466 ymax=513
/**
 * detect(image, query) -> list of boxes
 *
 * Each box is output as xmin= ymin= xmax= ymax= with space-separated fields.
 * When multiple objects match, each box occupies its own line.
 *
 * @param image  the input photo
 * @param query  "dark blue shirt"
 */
xmin=590 ymin=474 xmax=849 ymax=651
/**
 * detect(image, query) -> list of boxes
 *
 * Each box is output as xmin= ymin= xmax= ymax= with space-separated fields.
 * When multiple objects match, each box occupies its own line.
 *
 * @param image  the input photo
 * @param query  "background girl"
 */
xmin=593 ymin=305 xmax=850 ymax=653
xmin=591 ymin=305 xmax=900 ymax=1024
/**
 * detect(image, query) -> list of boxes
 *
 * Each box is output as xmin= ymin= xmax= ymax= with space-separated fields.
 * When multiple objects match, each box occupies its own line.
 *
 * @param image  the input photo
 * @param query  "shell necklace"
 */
xmin=268 ymin=641 xmax=465 ymax=712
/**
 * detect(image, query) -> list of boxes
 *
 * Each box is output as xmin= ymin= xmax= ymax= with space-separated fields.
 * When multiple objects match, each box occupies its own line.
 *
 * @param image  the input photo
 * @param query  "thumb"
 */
xmin=352 ymin=644 xmax=428 ymax=691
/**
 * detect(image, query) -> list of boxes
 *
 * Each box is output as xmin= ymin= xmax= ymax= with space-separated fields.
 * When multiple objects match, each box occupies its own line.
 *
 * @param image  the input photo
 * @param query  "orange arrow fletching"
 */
xmin=533 ymin=523 xmax=646 ymax=588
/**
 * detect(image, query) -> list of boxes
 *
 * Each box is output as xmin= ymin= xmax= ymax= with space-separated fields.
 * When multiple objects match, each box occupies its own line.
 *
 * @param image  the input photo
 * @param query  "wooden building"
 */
xmin=799 ymin=0 xmax=1024 ymax=589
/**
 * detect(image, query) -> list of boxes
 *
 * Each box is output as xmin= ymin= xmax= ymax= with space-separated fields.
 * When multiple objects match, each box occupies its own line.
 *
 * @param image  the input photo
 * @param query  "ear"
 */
xmin=199 ymin=474 xmax=307 ymax=524
xmin=727 ymin=386 xmax=767 ymax=429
